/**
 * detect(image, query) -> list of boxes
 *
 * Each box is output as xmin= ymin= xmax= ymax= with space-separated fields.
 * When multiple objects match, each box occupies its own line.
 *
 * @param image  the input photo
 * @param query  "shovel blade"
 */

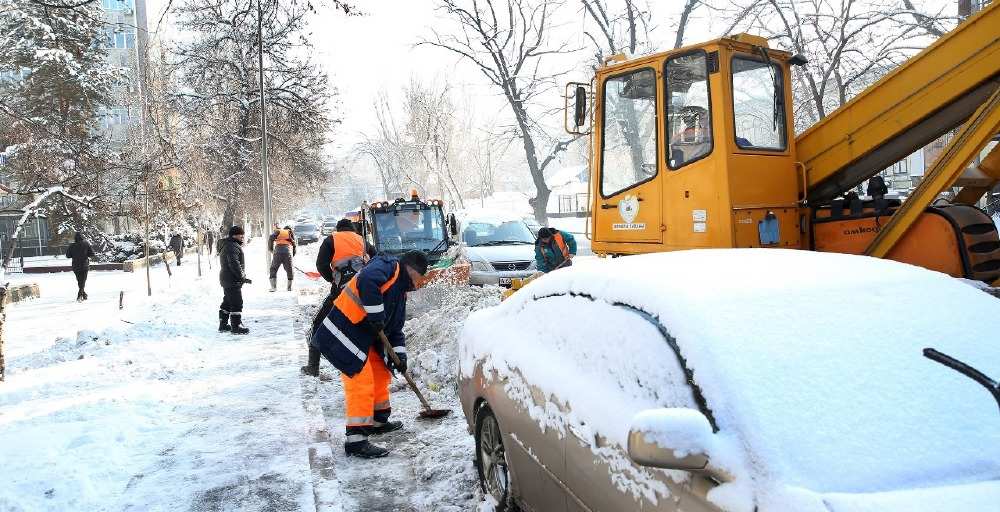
xmin=418 ymin=409 xmax=452 ymax=419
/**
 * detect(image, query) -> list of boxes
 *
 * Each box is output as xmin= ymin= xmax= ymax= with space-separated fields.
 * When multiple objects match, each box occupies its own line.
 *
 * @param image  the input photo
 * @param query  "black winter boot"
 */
xmin=230 ymin=313 xmax=249 ymax=335
xmin=218 ymin=310 xmax=231 ymax=332
xmin=287 ymin=279 xmax=293 ymax=291
xmin=365 ymin=421 xmax=403 ymax=436
xmin=300 ymin=345 xmax=321 ymax=377
xmin=269 ymin=277 xmax=277 ymax=292
xmin=344 ymin=427 xmax=390 ymax=458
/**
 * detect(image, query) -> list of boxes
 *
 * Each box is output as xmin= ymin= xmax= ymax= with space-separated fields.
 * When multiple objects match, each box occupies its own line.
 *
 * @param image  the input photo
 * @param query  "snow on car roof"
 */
xmin=461 ymin=249 xmax=1000 ymax=508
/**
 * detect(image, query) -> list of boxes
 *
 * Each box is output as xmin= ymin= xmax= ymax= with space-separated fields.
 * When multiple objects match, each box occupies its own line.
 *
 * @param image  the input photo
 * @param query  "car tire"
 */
xmin=475 ymin=403 xmax=518 ymax=511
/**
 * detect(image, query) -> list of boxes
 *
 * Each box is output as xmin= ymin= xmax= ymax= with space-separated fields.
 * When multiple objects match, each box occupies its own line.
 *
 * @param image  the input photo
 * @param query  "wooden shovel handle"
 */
xmin=378 ymin=330 xmax=434 ymax=412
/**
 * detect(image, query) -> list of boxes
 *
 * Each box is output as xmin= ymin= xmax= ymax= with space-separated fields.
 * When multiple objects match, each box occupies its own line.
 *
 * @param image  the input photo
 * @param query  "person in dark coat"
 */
xmin=205 ymin=230 xmax=215 ymax=256
xmin=169 ymin=233 xmax=184 ymax=266
xmin=303 ymin=219 xmax=376 ymax=378
xmin=65 ymin=232 xmax=96 ymax=301
xmin=218 ymin=225 xmax=252 ymax=334
xmin=311 ymin=250 xmax=429 ymax=458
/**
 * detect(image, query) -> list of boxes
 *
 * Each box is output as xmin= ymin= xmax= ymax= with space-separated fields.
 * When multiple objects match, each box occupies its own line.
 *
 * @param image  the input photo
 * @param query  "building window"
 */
xmin=102 ymin=0 xmax=134 ymax=10
xmin=105 ymin=27 xmax=136 ymax=49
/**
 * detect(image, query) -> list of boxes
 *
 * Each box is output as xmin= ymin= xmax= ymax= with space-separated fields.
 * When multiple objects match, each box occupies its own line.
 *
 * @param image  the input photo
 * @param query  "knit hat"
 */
xmin=400 ymin=250 xmax=429 ymax=276
xmin=336 ymin=218 xmax=355 ymax=231
xmin=228 ymin=225 xmax=245 ymax=237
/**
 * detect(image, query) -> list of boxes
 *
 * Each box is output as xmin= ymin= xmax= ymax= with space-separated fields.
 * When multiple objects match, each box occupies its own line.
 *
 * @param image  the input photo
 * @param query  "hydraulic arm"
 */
xmin=797 ymin=2 xmax=1000 ymax=205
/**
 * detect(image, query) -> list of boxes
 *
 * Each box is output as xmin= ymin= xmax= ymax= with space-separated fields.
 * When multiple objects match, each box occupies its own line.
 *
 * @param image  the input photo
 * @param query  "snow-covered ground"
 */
xmin=1 ymin=240 xmax=495 ymax=511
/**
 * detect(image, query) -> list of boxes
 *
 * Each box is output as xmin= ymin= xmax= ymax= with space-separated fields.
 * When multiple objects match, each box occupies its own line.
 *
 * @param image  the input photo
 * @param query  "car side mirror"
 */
xmin=447 ymin=213 xmax=458 ymax=237
xmin=627 ymin=408 xmax=714 ymax=471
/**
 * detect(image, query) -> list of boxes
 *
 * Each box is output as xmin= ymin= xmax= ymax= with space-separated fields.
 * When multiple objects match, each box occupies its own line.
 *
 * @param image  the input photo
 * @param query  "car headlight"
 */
xmin=471 ymin=260 xmax=492 ymax=272
xmin=527 ymin=260 xmax=537 ymax=270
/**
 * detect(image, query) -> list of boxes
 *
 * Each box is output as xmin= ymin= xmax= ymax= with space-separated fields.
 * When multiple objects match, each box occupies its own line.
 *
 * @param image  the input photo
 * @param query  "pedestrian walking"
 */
xmin=169 ymin=233 xmax=184 ymax=266
xmin=534 ymin=227 xmax=577 ymax=273
xmin=65 ymin=232 xmax=96 ymax=301
xmin=205 ymin=230 xmax=215 ymax=256
xmin=218 ymin=225 xmax=251 ymax=334
xmin=311 ymin=250 xmax=429 ymax=458
xmin=268 ymin=224 xmax=297 ymax=292
xmin=302 ymin=218 xmax=374 ymax=378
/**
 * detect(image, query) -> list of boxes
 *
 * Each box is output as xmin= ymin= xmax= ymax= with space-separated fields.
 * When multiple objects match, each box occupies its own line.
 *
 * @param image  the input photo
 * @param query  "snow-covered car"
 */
xmin=293 ymin=222 xmax=320 ymax=244
xmin=458 ymin=249 xmax=1000 ymax=512
xmin=522 ymin=216 xmax=542 ymax=237
xmin=458 ymin=214 xmax=537 ymax=287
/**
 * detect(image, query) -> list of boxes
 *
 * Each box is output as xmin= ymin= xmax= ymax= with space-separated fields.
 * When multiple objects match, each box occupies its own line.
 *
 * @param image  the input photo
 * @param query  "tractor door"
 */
xmin=592 ymin=66 xmax=663 ymax=244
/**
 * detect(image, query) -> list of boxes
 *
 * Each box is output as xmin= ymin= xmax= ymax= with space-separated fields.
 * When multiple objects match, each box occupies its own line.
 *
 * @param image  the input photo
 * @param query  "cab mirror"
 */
xmin=564 ymin=82 xmax=591 ymax=134
xmin=627 ymin=408 xmax=714 ymax=471
xmin=574 ymin=86 xmax=587 ymax=127
xmin=447 ymin=213 xmax=458 ymax=237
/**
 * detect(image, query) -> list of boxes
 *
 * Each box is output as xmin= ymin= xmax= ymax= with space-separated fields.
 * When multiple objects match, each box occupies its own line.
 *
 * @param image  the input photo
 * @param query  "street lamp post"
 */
xmin=258 ymin=0 xmax=273 ymax=268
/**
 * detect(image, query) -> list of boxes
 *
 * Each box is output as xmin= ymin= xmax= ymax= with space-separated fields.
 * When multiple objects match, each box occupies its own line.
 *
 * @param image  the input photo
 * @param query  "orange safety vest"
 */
xmin=552 ymin=231 xmax=570 ymax=260
xmin=275 ymin=229 xmax=294 ymax=246
xmin=331 ymin=231 xmax=366 ymax=270
xmin=334 ymin=262 xmax=400 ymax=324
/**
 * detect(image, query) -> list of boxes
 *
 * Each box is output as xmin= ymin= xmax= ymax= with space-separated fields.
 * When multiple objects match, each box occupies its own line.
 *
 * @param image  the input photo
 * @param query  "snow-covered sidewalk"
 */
xmin=0 ymin=242 xmax=317 ymax=511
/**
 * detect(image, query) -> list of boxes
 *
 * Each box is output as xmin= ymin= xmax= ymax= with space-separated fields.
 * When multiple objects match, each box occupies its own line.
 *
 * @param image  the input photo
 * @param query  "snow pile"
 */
xmin=405 ymin=281 xmax=502 ymax=392
xmin=460 ymin=249 xmax=1000 ymax=512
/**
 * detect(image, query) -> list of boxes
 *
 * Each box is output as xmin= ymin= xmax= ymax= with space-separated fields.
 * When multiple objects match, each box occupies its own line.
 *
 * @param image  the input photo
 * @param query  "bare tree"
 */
xmin=421 ymin=0 xmax=581 ymax=223
xmin=728 ymin=0 xmax=956 ymax=132
xmin=168 ymin=0 xmax=332 ymax=231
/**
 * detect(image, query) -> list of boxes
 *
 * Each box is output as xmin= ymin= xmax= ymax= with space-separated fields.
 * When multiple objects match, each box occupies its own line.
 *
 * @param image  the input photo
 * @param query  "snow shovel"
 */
xmin=294 ymin=266 xmax=322 ymax=280
xmin=378 ymin=331 xmax=451 ymax=419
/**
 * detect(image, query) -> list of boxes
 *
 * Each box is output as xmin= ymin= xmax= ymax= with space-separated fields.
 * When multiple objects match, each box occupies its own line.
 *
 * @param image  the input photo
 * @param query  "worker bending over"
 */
xmin=302 ymin=218 xmax=374 ymax=378
xmin=268 ymin=224 xmax=297 ymax=291
xmin=311 ymin=250 xmax=429 ymax=458
xmin=535 ymin=227 xmax=577 ymax=273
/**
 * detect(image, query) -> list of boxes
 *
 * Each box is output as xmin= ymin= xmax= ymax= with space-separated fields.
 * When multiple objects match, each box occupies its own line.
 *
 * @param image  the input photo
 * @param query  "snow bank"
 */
xmin=460 ymin=249 xmax=1000 ymax=511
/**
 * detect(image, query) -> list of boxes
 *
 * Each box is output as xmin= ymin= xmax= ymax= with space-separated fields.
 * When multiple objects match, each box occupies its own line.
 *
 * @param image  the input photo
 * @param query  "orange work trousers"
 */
xmin=341 ymin=346 xmax=391 ymax=427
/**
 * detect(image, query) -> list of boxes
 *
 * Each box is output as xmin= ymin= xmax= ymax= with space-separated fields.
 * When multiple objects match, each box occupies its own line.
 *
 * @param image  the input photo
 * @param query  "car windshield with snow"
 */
xmin=459 ymin=214 xmax=538 ymax=287
xmin=458 ymin=249 xmax=1000 ymax=512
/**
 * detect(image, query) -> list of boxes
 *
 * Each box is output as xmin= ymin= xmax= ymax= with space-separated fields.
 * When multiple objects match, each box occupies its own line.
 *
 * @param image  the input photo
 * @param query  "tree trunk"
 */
xmin=507 ymin=90 xmax=550 ymax=224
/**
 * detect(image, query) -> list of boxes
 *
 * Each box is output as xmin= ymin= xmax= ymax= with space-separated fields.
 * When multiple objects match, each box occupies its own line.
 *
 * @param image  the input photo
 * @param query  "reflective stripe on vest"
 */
xmin=275 ymin=229 xmax=293 ymax=246
xmin=333 ymin=262 xmax=401 ymax=323
xmin=331 ymin=231 xmax=366 ymax=269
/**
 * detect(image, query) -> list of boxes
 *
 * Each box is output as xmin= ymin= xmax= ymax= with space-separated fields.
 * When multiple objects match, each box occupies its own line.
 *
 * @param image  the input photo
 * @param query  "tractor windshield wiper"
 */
xmin=473 ymin=240 xmax=533 ymax=246
xmin=923 ymin=348 xmax=1000 ymax=413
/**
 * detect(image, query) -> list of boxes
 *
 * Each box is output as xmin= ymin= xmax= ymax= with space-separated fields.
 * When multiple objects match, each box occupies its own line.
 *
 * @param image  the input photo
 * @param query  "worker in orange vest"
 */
xmin=268 ymin=224 xmax=297 ymax=291
xmin=535 ymin=227 xmax=577 ymax=272
xmin=311 ymin=250 xmax=430 ymax=458
xmin=303 ymin=219 xmax=376 ymax=378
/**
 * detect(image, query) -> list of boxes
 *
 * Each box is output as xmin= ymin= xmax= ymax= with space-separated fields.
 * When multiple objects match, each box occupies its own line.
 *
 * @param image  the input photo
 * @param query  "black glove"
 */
xmin=388 ymin=351 xmax=408 ymax=374
xmin=243 ymin=277 xmax=252 ymax=284
xmin=367 ymin=319 xmax=385 ymax=336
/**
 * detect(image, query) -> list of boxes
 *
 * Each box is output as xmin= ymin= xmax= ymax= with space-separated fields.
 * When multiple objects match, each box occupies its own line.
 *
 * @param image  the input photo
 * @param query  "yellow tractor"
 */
xmin=559 ymin=3 xmax=1000 ymax=284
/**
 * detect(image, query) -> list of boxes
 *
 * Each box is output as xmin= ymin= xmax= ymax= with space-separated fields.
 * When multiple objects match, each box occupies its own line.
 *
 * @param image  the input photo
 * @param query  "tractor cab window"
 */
xmin=372 ymin=206 xmax=447 ymax=254
xmin=601 ymin=68 xmax=657 ymax=197
xmin=666 ymin=51 xmax=713 ymax=169
xmin=732 ymin=57 xmax=786 ymax=151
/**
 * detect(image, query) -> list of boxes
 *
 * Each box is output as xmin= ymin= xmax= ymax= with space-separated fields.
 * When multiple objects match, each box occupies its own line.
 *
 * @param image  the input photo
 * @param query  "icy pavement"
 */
xmin=1 ymin=240 xmax=498 ymax=511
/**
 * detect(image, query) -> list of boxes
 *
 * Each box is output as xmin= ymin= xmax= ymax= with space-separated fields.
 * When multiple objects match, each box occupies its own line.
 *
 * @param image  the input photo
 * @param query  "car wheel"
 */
xmin=475 ymin=404 xmax=516 ymax=511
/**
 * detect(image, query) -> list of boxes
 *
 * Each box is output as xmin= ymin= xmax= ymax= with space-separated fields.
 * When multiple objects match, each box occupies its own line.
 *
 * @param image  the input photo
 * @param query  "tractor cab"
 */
xmin=569 ymin=34 xmax=802 ymax=256
xmin=361 ymin=191 xmax=453 ymax=265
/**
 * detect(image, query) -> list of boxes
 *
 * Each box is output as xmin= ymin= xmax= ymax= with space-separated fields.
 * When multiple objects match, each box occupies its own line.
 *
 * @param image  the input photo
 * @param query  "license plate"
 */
xmin=499 ymin=277 xmax=513 ymax=287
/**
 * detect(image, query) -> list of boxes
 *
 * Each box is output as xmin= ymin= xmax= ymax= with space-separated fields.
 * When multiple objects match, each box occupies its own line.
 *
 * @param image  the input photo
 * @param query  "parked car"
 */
xmin=293 ymin=223 xmax=320 ymax=244
xmin=458 ymin=213 xmax=537 ymax=287
xmin=458 ymin=249 xmax=1000 ymax=512
xmin=320 ymin=220 xmax=338 ymax=236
